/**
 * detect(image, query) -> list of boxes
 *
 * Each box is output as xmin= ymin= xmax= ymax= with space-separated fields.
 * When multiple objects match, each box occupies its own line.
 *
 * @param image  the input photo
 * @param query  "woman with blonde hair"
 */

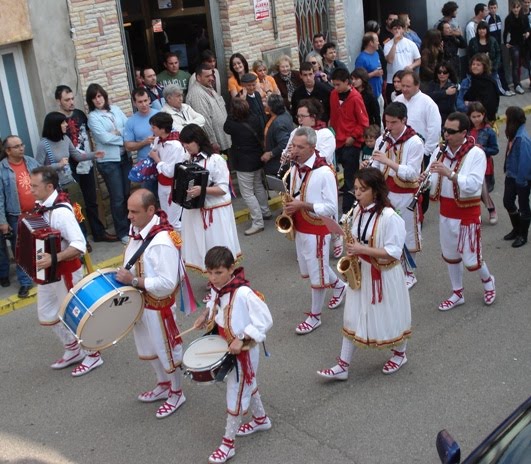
xmin=251 ymin=60 xmax=280 ymax=106
xmin=272 ymin=55 xmax=303 ymax=110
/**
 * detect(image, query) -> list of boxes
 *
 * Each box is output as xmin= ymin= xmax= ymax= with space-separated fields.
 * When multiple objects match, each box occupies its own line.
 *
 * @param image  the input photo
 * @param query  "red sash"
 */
xmin=385 ymin=176 xmax=417 ymax=194
xmin=57 ymin=258 xmax=82 ymax=291
xmin=158 ymin=174 xmax=173 ymax=186
xmin=440 ymin=197 xmax=481 ymax=224
xmin=292 ymin=210 xmax=329 ymax=235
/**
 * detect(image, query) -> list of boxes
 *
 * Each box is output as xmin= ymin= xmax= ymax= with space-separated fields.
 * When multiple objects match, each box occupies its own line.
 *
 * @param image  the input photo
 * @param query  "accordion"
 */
xmin=172 ymin=162 xmax=209 ymax=209
xmin=16 ymin=213 xmax=62 ymax=285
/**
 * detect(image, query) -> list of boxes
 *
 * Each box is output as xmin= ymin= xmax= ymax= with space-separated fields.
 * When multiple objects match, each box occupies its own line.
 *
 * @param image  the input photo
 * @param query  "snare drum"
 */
xmin=183 ymin=335 xmax=231 ymax=383
xmin=58 ymin=268 xmax=144 ymax=351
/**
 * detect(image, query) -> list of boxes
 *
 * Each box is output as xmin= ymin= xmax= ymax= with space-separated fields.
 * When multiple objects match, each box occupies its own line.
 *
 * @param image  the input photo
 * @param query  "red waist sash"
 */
xmin=386 ymin=176 xmax=416 ymax=194
xmin=293 ymin=210 xmax=329 ymax=235
xmin=58 ymin=258 xmax=82 ymax=291
xmin=440 ymin=197 xmax=481 ymax=223
xmin=158 ymin=174 xmax=173 ymax=186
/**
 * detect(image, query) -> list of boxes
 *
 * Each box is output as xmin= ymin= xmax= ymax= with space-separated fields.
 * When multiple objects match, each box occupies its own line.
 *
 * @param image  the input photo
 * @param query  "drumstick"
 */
xmin=174 ymin=326 xmax=197 ymax=340
xmin=196 ymin=345 xmax=251 ymax=356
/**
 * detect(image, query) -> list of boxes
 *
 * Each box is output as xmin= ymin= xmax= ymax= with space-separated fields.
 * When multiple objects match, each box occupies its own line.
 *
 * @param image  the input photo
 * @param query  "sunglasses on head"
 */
xmin=443 ymin=127 xmax=461 ymax=135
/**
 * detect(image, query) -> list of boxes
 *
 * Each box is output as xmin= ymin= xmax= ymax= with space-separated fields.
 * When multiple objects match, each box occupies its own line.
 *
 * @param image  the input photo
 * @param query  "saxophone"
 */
xmin=275 ymin=160 xmax=295 ymax=240
xmin=336 ymin=207 xmax=362 ymax=290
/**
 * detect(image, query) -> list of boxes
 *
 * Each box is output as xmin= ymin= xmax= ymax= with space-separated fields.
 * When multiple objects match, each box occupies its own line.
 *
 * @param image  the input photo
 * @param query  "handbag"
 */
xmin=128 ymin=157 xmax=158 ymax=182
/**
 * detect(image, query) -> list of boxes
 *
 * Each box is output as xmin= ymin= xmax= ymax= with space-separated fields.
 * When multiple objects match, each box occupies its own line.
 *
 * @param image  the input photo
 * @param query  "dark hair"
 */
xmin=313 ymin=33 xmax=325 ymax=41
xmin=140 ymin=67 xmax=155 ymax=79
xmin=229 ymin=97 xmax=250 ymax=121
xmin=298 ymin=98 xmax=323 ymax=120
xmin=300 ymin=62 xmax=314 ymax=73
xmin=441 ymin=1 xmax=459 ymax=17
xmin=86 ymin=83 xmax=110 ymax=112
xmin=384 ymin=101 xmax=408 ymax=120
xmin=205 ymin=246 xmax=235 ymax=270
xmin=446 ymin=112 xmax=470 ymax=132
xmin=390 ymin=19 xmax=406 ymax=29
xmin=0 ymin=135 xmax=20 ymax=161
xmin=320 ymin=42 xmax=336 ymax=58
xmin=137 ymin=188 xmax=157 ymax=209
xmin=474 ymin=3 xmax=487 ymax=15
xmin=200 ymin=49 xmax=216 ymax=63
xmin=195 ymin=62 xmax=213 ymax=76
xmin=421 ymin=29 xmax=442 ymax=55
xmin=179 ymin=124 xmax=214 ymax=155
xmin=55 ymin=85 xmax=72 ymax=100
xmin=467 ymin=101 xmax=487 ymax=117
xmin=31 ymin=166 xmax=59 ymax=189
xmin=393 ymin=70 xmax=406 ymax=82
xmin=475 ymin=21 xmax=490 ymax=40
xmin=164 ymin=52 xmax=179 ymax=63
xmin=131 ymin=87 xmax=149 ymax=101
xmin=351 ymin=67 xmax=372 ymax=94
xmin=437 ymin=20 xmax=450 ymax=34
xmin=353 ymin=168 xmax=392 ymax=213
xmin=229 ymin=53 xmax=249 ymax=85
xmin=487 ymin=0 xmax=497 ymax=6
xmin=365 ymin=20 xmax=380 ymax=34
xmin=42 ymin=112 xmax=67 ymax=142
xmin=505 ymin=106 xmax=526 ymax=140
xmin=149 ymin=112 xmax=173 ymax=133
xmin=469 ymin=52 xmax=491 ymax=75
xmin=267 ymin=94 xmax=286 ymax=115
xmin=363 ymin=124 xmax=381 ymax=139
xmin=401 ymin=69 xmax=420 ymax=86
xmin=331 ymin=67 xmax=350 ymax=82
xmin=433 ymin=61 xmax=458 ymax=84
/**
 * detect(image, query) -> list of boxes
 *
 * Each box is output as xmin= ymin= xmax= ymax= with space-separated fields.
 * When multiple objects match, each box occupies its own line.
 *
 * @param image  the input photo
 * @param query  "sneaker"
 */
xmin=51 ymin=348 xmax=85 ymax=369
xmin=488 ymin=210 xmax=498 ymax=225
xmin=120 ymin=236 xmax=130 ymax=245
xmin=405 ymin=273 xmax=417 ymax=290
xmin=507 ymin=90 xmax=516 ymax=96
xmin=156 ymin=389 xmax=186 ymax=419
xmin=244 ymin=226 xmax=264 ymax=236
xmin=502 ymin=90 xmax=514 ymax=97
xmin=71 ymin=353 xmax=104 ymax=377
xmin=18 ymin=285 xmax=32 ymax=298
xmin=0 ymin=277 xmax=10 ymax=287
xmin=515 ymin=85 xmax=525 ymax=94
xmin=382 ymin=350 xmax=408 ymax=374
xmin=236 ymin=416 xmax=272 ymax=436
xmin=295 ymin=313 xmax=321 ymax=334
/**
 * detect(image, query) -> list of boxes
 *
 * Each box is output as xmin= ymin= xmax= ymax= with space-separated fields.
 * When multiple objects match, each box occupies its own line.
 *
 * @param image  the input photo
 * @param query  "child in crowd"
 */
xmin=467 ymin=102 xmax=499 ymax=224
xmin=361 ymin=124 xmax=382 ymax=163
xmin=193 ymin=246 xmax=273 ymax=464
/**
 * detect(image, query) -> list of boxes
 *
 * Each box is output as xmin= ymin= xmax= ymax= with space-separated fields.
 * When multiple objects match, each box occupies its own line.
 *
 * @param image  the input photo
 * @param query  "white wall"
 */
xmin=344 ymin=0 xmax=365 ymax=69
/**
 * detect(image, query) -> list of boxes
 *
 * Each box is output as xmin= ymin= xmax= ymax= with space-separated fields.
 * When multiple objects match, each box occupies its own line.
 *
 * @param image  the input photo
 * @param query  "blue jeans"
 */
xmin=97 ymin=153 xmax=132 ymax=239
xmin=0 ymin=214 xmax=33 ymax=286
xmin=336 ymin=145 xmax=360 ymax=213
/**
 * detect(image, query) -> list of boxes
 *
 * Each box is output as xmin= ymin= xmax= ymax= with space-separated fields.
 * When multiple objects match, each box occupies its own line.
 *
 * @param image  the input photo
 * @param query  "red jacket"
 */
xmin=329 ymin=87 xmax=369 ymax=148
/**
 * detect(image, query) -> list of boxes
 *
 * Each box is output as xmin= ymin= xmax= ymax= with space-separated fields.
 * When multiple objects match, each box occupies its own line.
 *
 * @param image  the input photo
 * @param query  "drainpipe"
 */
xmin=271 ymin=0 xmax=278 ymax=40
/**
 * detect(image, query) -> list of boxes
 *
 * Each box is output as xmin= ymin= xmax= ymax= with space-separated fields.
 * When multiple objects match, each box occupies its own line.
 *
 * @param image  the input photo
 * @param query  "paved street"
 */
xmin=1 ymin=99 xmax=531 ymax=463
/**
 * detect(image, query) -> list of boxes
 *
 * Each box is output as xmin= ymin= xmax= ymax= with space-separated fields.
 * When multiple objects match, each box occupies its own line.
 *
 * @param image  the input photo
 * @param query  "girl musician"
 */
xmin=178 ymin=124 xmax=241 ymax=295
xmin=318 ymin=168 xmax=412 ymax=380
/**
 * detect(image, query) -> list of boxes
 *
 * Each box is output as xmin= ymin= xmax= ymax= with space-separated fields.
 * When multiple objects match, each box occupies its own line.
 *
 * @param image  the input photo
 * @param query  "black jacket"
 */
xmin=426 ymin=80 xmax=457 ymax=126
xmin=360 ymin=89 xmax=381 ymax=128
xmin=290 ymin=82 xmax=332 ymax=123
xmin=503 ymin=13 xmax=530 ymax=47
xmin=224 ymin=115 xmax=264 ymax=172
xmin=263 ymin=111 xmax=294 ymax=175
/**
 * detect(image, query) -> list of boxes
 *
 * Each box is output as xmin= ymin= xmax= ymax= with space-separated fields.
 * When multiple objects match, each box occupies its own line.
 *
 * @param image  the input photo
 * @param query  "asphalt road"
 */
xmin=1 ymin=124 xmax=530 ymax=464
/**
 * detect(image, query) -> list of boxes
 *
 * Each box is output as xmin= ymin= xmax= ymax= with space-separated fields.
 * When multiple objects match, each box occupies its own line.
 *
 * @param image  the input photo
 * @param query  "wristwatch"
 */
xmin=449 ymin=171 xmax=456 ymax=180
xmin=237 ymin=333 xmax=245 ymax=340
xmin=131 ymin=277 xmax=139 ymax=288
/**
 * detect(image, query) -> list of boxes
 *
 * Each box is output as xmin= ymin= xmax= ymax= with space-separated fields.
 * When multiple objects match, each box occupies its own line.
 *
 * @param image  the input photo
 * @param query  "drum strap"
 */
xmin=124 ymin=236 xmax=155 ymax=271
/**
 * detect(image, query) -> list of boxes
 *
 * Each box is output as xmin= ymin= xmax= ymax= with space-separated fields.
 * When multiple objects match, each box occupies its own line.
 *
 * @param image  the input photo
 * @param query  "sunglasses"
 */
xmin=310 ymin=61 xmax=317 ymax=65
xmin=443 ymin=127 xmax=461 ymax=135
xmin=437 ymin=70 xmax=449 ymax=74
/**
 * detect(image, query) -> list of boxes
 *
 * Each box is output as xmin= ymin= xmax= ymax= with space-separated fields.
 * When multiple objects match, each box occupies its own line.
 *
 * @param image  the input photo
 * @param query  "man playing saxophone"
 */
xmin=282 ymin=127 xmax=346 ymax=335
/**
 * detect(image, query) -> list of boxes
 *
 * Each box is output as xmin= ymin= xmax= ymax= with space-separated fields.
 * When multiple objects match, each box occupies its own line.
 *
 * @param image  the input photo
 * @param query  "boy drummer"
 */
xmin=193 ymin=246 xmax=273 ymax=464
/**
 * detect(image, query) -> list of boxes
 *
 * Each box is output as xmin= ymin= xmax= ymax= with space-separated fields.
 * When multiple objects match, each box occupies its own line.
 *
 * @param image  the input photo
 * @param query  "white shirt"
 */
xmin=39 ymin=190 xmax=86 ymax=253
xmin=283 ymin=127 xmax=336 ymax=165
xmin=395 ymin=91 xmax=442 ymax=156
xmin=383 ymin=37 xmax=421 ymax=83
xmin=160 ymin=102 xmax=206 ymax=133
xmin=153 ymin=137 xmax=187 ymax=178
xmin=124 ymin=214 xmax=181 ymax=298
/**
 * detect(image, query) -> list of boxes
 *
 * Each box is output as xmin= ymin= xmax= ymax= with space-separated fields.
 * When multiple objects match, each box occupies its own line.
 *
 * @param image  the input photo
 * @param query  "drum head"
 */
xmin=183 ymin=335 xmax=228 ymax=370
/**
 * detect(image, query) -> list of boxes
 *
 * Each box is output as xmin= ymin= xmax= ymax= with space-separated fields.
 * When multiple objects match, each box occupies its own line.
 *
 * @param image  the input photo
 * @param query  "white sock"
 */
xmin=478 ymin=262 xmax=493 ymax=288
xmin=167 ymin=368 xmax=182 ymax=392
xmin=150 ymin=359 xmax=169 ymax=384
xmin=447 ymin=262 xmax=464 ymax=291
xmin=311 ymin=288 xmax=325 ymax=314
xmin=340 ymin=337 xmax=356 ymax=364
xmin=224 ymin=414 xmax=242 ymax=442
xmin=327 ymin=267 xmax=342 ymax=286
xmin=249 ymin=391 xmax=266 ymax=419
xmin=52 ymin=324 xmax=78 ymax=347
xmin=393 ymin=340 xmax=407 ymax=354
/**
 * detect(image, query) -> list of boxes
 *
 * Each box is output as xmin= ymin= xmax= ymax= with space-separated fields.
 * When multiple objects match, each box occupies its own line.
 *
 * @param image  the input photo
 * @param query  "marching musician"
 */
xmin=193 ymin=246 xmax=273 ymax=464
xmin=424 ymin=112 xmax=496 ymax=311
xmin=116 ymin=189 xmax=186 ymax=419
xmin=366 ymin=102 xmax=424 ymax=289
xmin=178 ymin=124 xmax=241 ymax=300
xmin=30 ymin=166 xmax=103 ymax=376
xmin=148 ymin=112 xmax=187 ymax=230
xmin=283 ymin=126 xmax=346 ymax=335
xmin=318 ymin=168 xmax=412 ymax=379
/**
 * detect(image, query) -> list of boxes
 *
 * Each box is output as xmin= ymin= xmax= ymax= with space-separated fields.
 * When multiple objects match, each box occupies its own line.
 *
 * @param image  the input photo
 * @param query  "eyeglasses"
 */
xmin=6 ymin=143 xmax=24 ymax=149
xmin=297 ymin=114 xmax=311 ymax=119
xmin=443 ymin=127 xmax=461 ymax=135
xmin=437 ymin=70 xmax=449 ymax=75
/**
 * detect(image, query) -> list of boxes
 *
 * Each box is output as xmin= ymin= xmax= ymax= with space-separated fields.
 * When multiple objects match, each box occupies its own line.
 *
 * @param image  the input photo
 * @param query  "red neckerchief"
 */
xmin=34 ymin=191 xmax=71 ymax=214
xmin=388 ymin=125 xmax=417 ymax=150
xmin=296 ymin=152 xmax=329 ymax=179
xmin=130 ymin=210 xmax=174 ymax=240
xmin=311 ymin=120 xmax=328 ymax=131
xmin=158 ymin=131 xmax=180 ymax=146
xmin=442 ymin=135 xmax=476 ymax=163
xmin=212 ymin=267 xmax=249 ymax=307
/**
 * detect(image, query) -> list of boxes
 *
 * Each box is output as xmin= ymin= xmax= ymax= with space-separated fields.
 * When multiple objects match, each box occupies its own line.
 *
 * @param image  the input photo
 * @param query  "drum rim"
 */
xmin=58 ymin=268 xmax=144 ymax=350
xmin=183 ymin=335 xmax=228 ymax=373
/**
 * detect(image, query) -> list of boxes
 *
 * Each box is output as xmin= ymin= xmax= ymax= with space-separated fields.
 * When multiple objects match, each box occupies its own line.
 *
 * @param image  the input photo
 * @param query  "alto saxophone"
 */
xmin=336 ymin=207 xmax=362 ymax=290
xmin=275 ymin=160 xmax=295 ymax=240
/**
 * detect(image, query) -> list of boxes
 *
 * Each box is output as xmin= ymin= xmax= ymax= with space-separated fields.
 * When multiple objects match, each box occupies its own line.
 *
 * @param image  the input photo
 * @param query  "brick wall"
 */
xmin=328 ymin=0 xmax=348 ymax=63
xmin=67 ymin=0 xmax=132 ymax=115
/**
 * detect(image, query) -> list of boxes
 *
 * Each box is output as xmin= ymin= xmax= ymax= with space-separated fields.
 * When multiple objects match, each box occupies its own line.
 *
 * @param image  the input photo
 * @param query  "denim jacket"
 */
xmin=505 ymin=124 xmax=531 ymax=186
xmin=0 ymin=156 xmax=41 ymax=224
xmin=472 ymin=126 xmax=499 ymax=157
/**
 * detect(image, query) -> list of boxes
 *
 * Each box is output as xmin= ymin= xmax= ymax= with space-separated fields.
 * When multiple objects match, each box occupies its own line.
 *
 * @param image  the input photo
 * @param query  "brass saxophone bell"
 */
xmin=275 ymin=214 xmax=295 ymax=240
xmin=337 ymin=256 xmax=361 ymax=290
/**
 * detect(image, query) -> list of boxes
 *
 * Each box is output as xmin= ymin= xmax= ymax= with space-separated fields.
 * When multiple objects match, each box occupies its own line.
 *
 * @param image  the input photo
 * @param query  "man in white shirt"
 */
xmin=383 ymin=19 xmax=421 ymax=103
xmin=465 ymin=3 xmax=489 ymax=43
